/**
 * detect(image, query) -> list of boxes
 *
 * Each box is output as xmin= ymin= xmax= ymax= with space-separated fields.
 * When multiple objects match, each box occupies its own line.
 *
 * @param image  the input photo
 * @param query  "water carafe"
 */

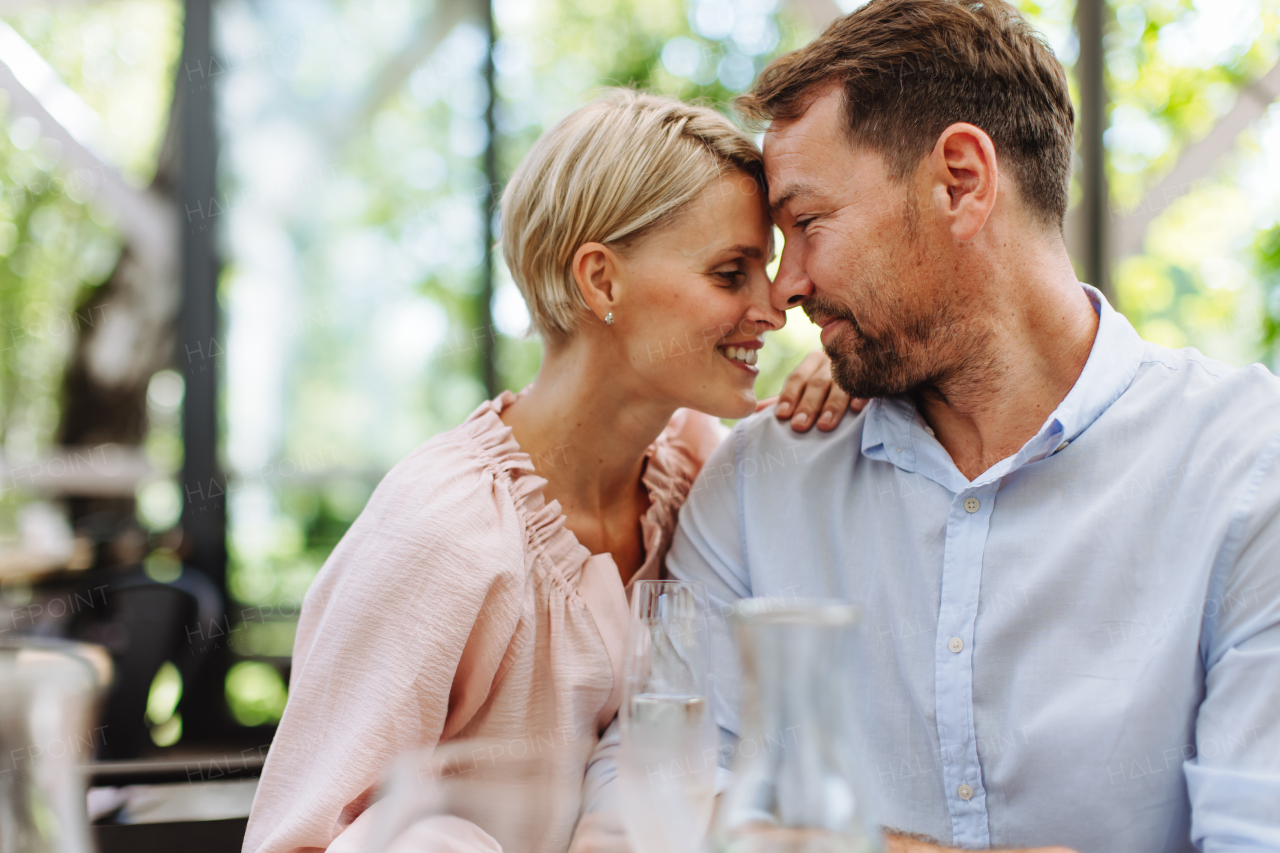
xmin=714 ymin=599 xmax=882 ymax=853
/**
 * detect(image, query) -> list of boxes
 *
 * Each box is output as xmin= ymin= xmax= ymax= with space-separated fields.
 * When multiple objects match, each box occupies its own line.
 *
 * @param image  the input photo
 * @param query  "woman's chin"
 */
xmin=687 ymin=387 xmax=756 ymax=420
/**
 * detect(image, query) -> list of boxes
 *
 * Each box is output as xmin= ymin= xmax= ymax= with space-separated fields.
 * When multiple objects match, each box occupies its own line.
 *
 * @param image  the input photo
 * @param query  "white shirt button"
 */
xmin=948 ymin=636 xmax=964 ymax=653
xmin=958 ymin=783 xmax=974 ymax=801
xmin=963 ymin=497 xmax=980 ymax=513
xmin=1055 ymin=441 xmax=1070 ymax=453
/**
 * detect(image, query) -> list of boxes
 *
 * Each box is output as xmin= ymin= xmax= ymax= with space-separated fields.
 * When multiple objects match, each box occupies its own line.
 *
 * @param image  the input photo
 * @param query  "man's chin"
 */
xmin=830 ymin=352 xmax=908 ymax=400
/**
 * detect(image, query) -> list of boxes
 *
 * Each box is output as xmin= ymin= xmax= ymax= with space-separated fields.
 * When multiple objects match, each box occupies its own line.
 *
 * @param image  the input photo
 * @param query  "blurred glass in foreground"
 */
xmin=367 ymin=739 xmax=580 ymax=853
xmin=0 ymin=643 xmax=102 ymax=853
xmin=715 ymin=600 xmax=882 ymax=853
xmin=618 ymin=579 xmax=719 ymax=853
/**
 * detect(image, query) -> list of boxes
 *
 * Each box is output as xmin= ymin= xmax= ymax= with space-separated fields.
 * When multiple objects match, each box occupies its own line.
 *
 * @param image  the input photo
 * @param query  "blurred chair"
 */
xmin=64 ymin=566 xmax=222 ymax=759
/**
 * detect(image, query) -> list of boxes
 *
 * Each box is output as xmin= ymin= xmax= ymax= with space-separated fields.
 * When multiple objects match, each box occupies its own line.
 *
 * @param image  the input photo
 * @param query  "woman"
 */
xmin=243 ymin=90 xmax=857 ymax=853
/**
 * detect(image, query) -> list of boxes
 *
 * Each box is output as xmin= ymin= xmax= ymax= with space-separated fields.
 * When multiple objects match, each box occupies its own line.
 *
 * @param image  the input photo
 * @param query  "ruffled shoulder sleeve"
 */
xmin=244 ymin=394 xmax=535 ymax=853
xmin=625 ymin=409 xmax=729 ymax=588
xmin=643 ymin=408 xmax=729 ymax=515
xmin=658 ymin=408 xmax=730 ymax=474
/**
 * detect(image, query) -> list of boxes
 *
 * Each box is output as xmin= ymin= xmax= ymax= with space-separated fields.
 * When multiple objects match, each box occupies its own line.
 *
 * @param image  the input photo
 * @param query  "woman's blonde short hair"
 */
xmin=500 ymin=89 xmax=765 ymax=341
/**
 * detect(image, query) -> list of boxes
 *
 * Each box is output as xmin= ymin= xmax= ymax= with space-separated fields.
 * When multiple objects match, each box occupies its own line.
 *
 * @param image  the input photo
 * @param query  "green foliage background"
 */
xmin=4 ymin=0 xmax=1280 ymax=729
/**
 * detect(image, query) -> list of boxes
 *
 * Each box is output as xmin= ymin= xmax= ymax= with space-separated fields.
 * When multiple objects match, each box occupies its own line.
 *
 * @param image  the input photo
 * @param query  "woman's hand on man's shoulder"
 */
xmin=759 ymin=350 xmax=868 ymax=432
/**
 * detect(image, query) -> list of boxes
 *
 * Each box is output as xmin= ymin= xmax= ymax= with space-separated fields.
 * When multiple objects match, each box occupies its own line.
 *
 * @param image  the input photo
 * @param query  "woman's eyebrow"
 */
xmin=720 ymin=244 xmax=764 ymax=260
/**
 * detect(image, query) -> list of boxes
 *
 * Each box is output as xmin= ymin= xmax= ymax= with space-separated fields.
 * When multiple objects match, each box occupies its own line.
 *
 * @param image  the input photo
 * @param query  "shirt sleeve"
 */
xmin=1186 ymin=433 xmax=1280 ymax=852
xmin=242 ymin=453 xmax=529 ymax=853
xmin=660 ymin=408 xmax=731 ymax=472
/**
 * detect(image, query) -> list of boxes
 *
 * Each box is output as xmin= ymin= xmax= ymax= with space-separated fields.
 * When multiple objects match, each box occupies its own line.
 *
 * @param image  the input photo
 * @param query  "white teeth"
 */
xmin=722 ymin=345 xmax=758 ymax=366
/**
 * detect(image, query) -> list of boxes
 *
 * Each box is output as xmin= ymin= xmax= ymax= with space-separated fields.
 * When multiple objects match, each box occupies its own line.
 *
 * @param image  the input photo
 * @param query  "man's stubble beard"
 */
xmin=808 ymin=294 xmax=962 ymax=400
xmin=804 ymin=200 xmax=986 ymax=401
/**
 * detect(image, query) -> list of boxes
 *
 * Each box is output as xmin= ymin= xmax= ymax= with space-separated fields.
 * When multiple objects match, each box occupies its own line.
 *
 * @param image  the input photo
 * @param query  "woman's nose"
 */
xmin=745 ymin=274 xmax=787 ymax=333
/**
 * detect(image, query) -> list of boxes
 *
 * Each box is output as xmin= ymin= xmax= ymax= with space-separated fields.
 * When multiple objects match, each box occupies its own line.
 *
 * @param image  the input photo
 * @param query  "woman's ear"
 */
xmin=571 ymin=242 xmax=624 ymax=323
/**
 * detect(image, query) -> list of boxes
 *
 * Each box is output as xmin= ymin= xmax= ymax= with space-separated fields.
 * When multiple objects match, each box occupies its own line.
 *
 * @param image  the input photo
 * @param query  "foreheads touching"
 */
xmin=741 ymin=0 xmax=1076 ymax=236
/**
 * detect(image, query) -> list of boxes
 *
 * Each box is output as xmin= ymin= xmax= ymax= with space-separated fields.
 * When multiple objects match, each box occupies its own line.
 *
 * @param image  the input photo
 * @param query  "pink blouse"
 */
xmin=243 ymin=391 xmax=725 ymax=853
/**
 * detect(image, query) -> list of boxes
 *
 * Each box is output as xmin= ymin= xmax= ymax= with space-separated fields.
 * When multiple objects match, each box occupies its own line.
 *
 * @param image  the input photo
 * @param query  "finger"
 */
xmin=816 ymin=383 xmax=852 ymax=431
xmin=755 ymin=395 xmax=778 ymax=413
xmin=574 ymin=838 xmax=632 ymax=853
xmin=569 ymin=815 xmax=632 ymax=853
xmin=849 ymin=397 xmax=869 ymax=413
xmin=775 ymin=351 xmax=825 ymax=419
xmin=790 ymin=361 xmax=833 ymax=432
xmin=571 ymin=837 xmax=630 ymax=853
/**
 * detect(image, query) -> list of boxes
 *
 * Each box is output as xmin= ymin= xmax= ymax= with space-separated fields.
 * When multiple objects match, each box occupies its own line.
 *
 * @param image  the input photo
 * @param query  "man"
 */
xmin=652 ymin=1 xmax=1280 ymax=851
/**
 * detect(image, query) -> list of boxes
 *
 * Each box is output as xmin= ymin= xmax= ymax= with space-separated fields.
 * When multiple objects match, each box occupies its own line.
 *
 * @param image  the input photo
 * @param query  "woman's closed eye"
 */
xmin=713 ymin=266 xmax=747 ymax=286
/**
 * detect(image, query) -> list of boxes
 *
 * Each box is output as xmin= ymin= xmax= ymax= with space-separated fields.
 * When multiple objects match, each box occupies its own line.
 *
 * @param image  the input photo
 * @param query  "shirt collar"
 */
xmin=861 ymin=284 xmax=1146 ymax=487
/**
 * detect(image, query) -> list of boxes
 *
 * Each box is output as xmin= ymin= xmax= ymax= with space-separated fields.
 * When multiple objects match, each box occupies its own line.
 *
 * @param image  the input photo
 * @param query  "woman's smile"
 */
xmin=717 ymin=339 xmax=762 ymax=372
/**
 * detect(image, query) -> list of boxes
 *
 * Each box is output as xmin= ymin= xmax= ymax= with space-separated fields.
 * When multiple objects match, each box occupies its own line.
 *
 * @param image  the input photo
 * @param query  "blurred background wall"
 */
xmin=1 ymin=0 xmax=1279 ymax=755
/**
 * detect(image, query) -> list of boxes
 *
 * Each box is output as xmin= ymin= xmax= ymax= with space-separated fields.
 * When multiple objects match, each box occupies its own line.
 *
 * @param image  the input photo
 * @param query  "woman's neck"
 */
xmin=500 ymin=338 xmax=677 ymax=519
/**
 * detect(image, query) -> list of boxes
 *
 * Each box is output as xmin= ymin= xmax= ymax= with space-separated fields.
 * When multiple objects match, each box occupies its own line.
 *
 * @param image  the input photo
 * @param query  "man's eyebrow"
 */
xmin=770 ymin=183 xmax=820 ymax=215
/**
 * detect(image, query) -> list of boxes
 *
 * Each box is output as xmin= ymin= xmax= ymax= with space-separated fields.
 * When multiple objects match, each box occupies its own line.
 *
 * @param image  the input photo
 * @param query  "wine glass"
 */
xmin=618 ymin=579 xmax=720 ymax=853
xmin=365 ymin=738 xmax=579 ymax=853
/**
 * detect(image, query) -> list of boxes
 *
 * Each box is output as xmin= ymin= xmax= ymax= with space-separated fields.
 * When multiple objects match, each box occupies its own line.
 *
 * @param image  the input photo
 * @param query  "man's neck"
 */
xmin=916 ymin=243 xmax=1099 ymax=482
xmin=499 ymin=338 xmax=675 ymax=517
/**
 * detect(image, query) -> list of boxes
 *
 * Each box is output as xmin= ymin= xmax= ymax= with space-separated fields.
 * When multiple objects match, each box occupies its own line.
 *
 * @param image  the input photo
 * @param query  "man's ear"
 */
xmin=924 ymin=123 xmax=999 ymax=243
xmin=571 ymin=242 xmax=624 ymax=323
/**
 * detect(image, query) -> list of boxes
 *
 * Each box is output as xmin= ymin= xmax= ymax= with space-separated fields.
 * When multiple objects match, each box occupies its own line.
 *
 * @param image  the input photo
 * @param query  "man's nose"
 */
xmin=770 ymin=238 xmax=813 ymax=313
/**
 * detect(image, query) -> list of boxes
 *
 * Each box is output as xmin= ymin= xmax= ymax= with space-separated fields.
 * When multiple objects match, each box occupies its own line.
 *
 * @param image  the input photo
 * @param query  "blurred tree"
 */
xmin=1105 ymin=0 xmax=1280 ymax=363
xmin=0 ymin=131 xmax=121 ymax=456
xmin=0 ymin=0 xmax=182 ymax=473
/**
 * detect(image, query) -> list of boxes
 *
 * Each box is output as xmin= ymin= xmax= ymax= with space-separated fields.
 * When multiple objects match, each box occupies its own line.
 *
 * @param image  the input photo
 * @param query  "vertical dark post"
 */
xmin=1076 ymin=0 xmax=1111 ymax=299
xmin=179 ymin=0 xmax=224 ymax=596
xmin=177 ymin=0 xmax=228 ymax=737
xmin=478 ymin=0 xmax=498 ymax=396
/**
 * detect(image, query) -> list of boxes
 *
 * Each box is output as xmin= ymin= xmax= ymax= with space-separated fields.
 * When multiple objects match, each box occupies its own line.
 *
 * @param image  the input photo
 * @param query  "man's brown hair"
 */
xmin=738 ymin=0 xmax=1074 ymax=228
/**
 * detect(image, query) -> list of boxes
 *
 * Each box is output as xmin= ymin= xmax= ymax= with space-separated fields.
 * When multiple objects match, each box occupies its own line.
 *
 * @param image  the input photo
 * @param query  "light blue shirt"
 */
xmin=662 ymin=287 xmax=1280 ymax=852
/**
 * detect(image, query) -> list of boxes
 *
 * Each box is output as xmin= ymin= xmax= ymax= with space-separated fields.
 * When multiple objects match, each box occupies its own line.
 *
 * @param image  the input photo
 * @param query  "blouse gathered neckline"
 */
xmin=460 ymin=388 xmax=694 ymax=593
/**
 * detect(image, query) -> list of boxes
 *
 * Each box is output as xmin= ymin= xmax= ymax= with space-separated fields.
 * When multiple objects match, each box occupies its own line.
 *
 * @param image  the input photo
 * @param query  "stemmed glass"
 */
xmin=617 ymin=579 xmax=720 ymax=853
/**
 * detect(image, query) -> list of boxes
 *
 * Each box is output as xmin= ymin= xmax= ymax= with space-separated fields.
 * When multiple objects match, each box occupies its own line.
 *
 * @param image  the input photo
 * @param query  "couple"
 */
xmin=242 ymin=37 xmax=857 ymax=853
xmin=246 ymin=0 xmax=1280 ymax=851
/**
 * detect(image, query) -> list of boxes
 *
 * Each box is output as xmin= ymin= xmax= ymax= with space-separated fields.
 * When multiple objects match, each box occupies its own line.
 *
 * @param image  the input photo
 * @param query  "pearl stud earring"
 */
xmin=604 ymin=312 xmax=614 ymax=325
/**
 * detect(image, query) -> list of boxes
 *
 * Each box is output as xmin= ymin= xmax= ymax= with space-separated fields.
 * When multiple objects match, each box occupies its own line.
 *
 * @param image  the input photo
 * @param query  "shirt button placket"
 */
xmin=936 ymin=489 xmax=993 ymax=847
